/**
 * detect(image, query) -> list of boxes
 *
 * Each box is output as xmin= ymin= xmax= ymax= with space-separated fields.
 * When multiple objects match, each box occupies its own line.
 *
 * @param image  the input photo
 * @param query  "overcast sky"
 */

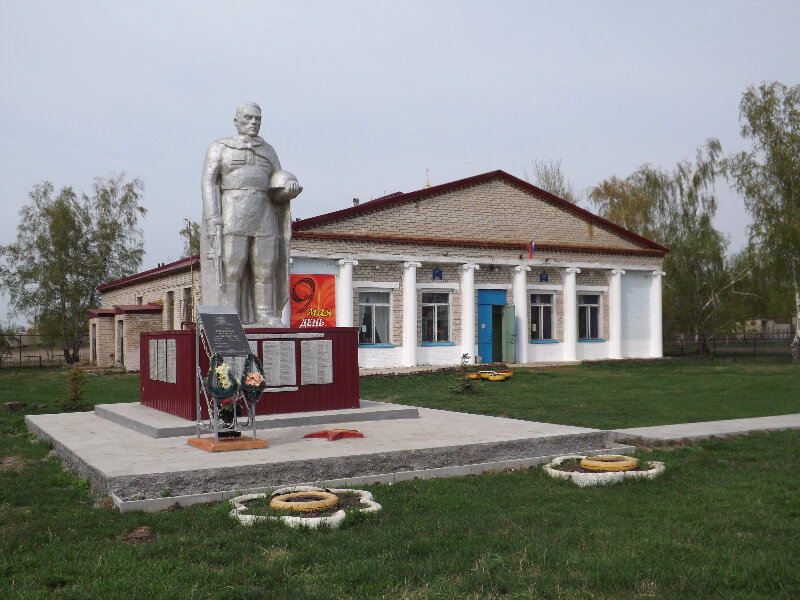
xmin=2 ymin=1 xmax=799 ymax=325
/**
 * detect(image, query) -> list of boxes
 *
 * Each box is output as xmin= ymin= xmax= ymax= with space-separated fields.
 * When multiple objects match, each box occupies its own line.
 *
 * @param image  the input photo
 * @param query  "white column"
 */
xmin=513 ymin=265 xmax=531 ymax=364
xmin=650 ymin=270 xmax=665 ymax=358
xmin=402 ymin=261 xmax=421 ymax=367
xmin=336 ymin=259 xmax=358 ymax=327
xmin=563 ymin=267 xmax=581 ymax=361
xmin=608 ymin=269 xmax=625 ymax=359
xmin=461 ymin=263 xmax=480 ymax=363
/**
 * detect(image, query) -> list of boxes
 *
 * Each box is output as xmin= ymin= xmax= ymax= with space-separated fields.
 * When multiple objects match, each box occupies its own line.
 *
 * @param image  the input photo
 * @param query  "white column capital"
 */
xmin=336 ymin=258 xmax=357 ymax=327
xmin=514 ymin=265 xmax=532 ymax=273
xmin=610 ymin=268 xmax=626 ymax=277
xmin=462 ymin=263 xmax=480 ymax=271
xmin=651 ymin=270 xmax=666 ymax=278
xmin=403 ymin=261 xmax=422 ymax=270
xmin=564 ymin=267 xmax=581 ymax=275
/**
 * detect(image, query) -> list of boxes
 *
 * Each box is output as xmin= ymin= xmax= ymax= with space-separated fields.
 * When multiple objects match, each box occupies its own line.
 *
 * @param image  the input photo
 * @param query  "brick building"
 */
xmin=90 ymin=170 xmax=667 ymax=371
xmin=88 ymin=256 xmax=201 ymax=370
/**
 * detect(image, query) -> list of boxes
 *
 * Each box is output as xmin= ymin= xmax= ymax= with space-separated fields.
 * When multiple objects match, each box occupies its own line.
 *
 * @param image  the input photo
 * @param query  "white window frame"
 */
xmin=530 ymin=292 xmax=556 ymax=341
xmin=578 ymin=293 xmax=602 ymax=340
xmin=357 ymin=290 xmax=392 ymax=345
xmin=420 ymin=290 xmax=452 ymax=344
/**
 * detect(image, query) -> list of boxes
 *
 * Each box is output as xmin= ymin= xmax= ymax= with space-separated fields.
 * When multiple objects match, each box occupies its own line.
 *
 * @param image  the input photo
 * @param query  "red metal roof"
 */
xmin=98 ymin=255 xmax=199 ymax=292
xmin=87 ymin=308 xmax=116 ymax=318
xmin=292 ymin=170 xmax=668 ymax=255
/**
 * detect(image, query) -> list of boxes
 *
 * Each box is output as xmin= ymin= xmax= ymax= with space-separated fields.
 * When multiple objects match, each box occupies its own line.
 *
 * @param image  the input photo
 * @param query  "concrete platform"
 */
xmin=94 ymin=400 xmax=420 ymax=438
xmin=611 ymin=413 xmax=800 ymax=442
xmin=25 ymin=402 xmax=621 ymax=512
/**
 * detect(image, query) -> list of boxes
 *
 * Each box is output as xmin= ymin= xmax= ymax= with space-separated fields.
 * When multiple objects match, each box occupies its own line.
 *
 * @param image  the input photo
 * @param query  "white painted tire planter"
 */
xmin=229 ymin=485 xmax=382 ymax=529
xmin=543 ymin=455 xmax=665 ymax=487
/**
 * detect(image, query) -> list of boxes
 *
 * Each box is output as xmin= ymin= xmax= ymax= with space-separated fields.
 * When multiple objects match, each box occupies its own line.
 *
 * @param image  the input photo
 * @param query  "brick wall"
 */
xmin=89 ymin=316 xmax=115 ymax=367
xmin=416 ymin=263 xmax=462 ymax=345
xmin=292 ymin=236 xmax=663 ymax=271
xmin=116 ymin=313 xmax=163 ymax=371
xmin=102 ymin=270 xmax=202 ymax=330
xmin=576 ymin=269 xmax=610 ymax=340
xmin=302 ymin=180 xmax=647 ymax=251
xmin=352 ymin=261 xmax=404 ymax=344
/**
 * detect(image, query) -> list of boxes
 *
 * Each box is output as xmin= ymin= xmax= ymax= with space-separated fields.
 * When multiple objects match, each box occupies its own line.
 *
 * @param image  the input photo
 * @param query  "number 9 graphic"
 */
xmin=291 ymin=277 xmax=316 ymax=314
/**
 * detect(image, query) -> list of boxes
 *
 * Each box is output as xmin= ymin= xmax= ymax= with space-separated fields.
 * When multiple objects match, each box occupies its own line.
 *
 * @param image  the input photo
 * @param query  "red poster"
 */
xmin=290 ymin=274 xmax=336 ymax=328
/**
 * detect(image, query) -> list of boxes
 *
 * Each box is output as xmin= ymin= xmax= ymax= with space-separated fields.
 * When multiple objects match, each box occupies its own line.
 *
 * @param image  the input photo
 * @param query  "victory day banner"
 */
xmin=289 ymin=274 xmax=336 ymax=328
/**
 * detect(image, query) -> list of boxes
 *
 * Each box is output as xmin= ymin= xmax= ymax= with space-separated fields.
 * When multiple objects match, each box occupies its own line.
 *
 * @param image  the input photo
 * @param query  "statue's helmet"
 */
xmin=269 ymin=170 xmax=301 ymax=202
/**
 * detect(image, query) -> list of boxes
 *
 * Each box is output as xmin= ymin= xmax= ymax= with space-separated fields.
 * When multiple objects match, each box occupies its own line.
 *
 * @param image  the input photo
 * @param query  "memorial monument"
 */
xmin=200 ymin=102 xmax=302 ymax=326
xmin=138 ymin=103 xmax=358 ymax=425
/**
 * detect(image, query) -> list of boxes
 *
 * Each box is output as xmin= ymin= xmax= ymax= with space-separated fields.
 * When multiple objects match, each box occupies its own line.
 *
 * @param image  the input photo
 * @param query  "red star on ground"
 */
xmin=303 ymin=429 xmax=364 ymax=441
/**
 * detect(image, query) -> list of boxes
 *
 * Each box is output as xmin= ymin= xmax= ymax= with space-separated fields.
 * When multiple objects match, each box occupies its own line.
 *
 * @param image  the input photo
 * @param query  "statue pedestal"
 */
xmin=139 ymin=327 xmax=359 ymax=420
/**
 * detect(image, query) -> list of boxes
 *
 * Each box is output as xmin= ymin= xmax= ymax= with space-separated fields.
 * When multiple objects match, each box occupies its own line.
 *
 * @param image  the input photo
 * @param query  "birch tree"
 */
xmin=0 ymin=175 xmax=146 ymax=363
xmin=728 ymin=81 xmax=800 ymax=363
xmin=590 ymin=140 xmax=738 ymax=352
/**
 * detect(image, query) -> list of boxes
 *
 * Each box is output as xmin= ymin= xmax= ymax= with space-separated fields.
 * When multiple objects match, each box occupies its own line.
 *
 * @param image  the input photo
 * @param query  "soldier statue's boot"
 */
xmin=255 ymin=282 xmax=284 ymax=328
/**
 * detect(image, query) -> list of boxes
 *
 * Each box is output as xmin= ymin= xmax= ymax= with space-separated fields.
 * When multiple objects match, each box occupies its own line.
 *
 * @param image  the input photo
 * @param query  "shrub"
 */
xmin=55 ymin=367 xmax=92 ymax=412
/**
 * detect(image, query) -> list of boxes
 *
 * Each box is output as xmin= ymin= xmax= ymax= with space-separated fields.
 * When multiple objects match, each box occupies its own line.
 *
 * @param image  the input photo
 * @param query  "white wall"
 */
xmin=527 ymin=342 xmax=563 ymax=362
xmin=358 ymin=346 xmax=404 ymax=369
xmin=621 ymin=271 xmax=652 ymax=358
xmin=418 ymin=345 xmax=464 ymax=366
xmin=576 ymin=341 xmax=609 ymax=361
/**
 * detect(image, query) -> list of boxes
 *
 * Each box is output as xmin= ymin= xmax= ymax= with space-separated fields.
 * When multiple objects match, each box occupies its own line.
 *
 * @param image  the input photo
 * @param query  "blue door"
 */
xmin=477 ymin=290 xmax=507 ymax=363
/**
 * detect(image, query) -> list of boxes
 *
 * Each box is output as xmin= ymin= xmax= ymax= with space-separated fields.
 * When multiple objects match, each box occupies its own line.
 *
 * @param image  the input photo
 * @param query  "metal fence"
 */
xmin=0 ymin=333 xmax=88 ymax=368
xmin=664 ymin=336 xmax=793 ymax=357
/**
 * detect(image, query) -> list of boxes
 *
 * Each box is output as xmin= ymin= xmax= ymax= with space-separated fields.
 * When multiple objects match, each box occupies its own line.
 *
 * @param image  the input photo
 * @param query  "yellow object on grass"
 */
xmin=579 ymin=455 xmax=639 ymax=472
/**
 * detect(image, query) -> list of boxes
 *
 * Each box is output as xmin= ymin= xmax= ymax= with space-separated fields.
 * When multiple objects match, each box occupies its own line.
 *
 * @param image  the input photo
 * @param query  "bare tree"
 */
xmin=525 ymin=158 xmax=580 ymax=204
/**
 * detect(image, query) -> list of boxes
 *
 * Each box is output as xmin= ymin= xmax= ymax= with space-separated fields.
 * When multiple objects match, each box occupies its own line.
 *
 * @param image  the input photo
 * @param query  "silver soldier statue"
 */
xmin=200 ymin=102 xmax=302 ymax=326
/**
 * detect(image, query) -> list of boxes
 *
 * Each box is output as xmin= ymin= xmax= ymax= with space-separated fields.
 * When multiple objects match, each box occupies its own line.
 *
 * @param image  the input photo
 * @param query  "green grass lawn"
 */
xmin=5 ymin=356 xmax=798 ymax=431
xmin=360 ymin=357 xmax=800 ymax=429
xmin=1 ymin=359 xmax=799 ymax=598
xmin=1 ymin=426 xmax=798 ymax=598
xmin=0 ymin=367 xmax=139 ymax=435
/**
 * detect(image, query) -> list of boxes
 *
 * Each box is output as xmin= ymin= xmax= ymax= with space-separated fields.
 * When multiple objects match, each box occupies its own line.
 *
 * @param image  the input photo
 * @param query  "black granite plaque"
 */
xmin=197 ymin=306 xmax=251 ymax=356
